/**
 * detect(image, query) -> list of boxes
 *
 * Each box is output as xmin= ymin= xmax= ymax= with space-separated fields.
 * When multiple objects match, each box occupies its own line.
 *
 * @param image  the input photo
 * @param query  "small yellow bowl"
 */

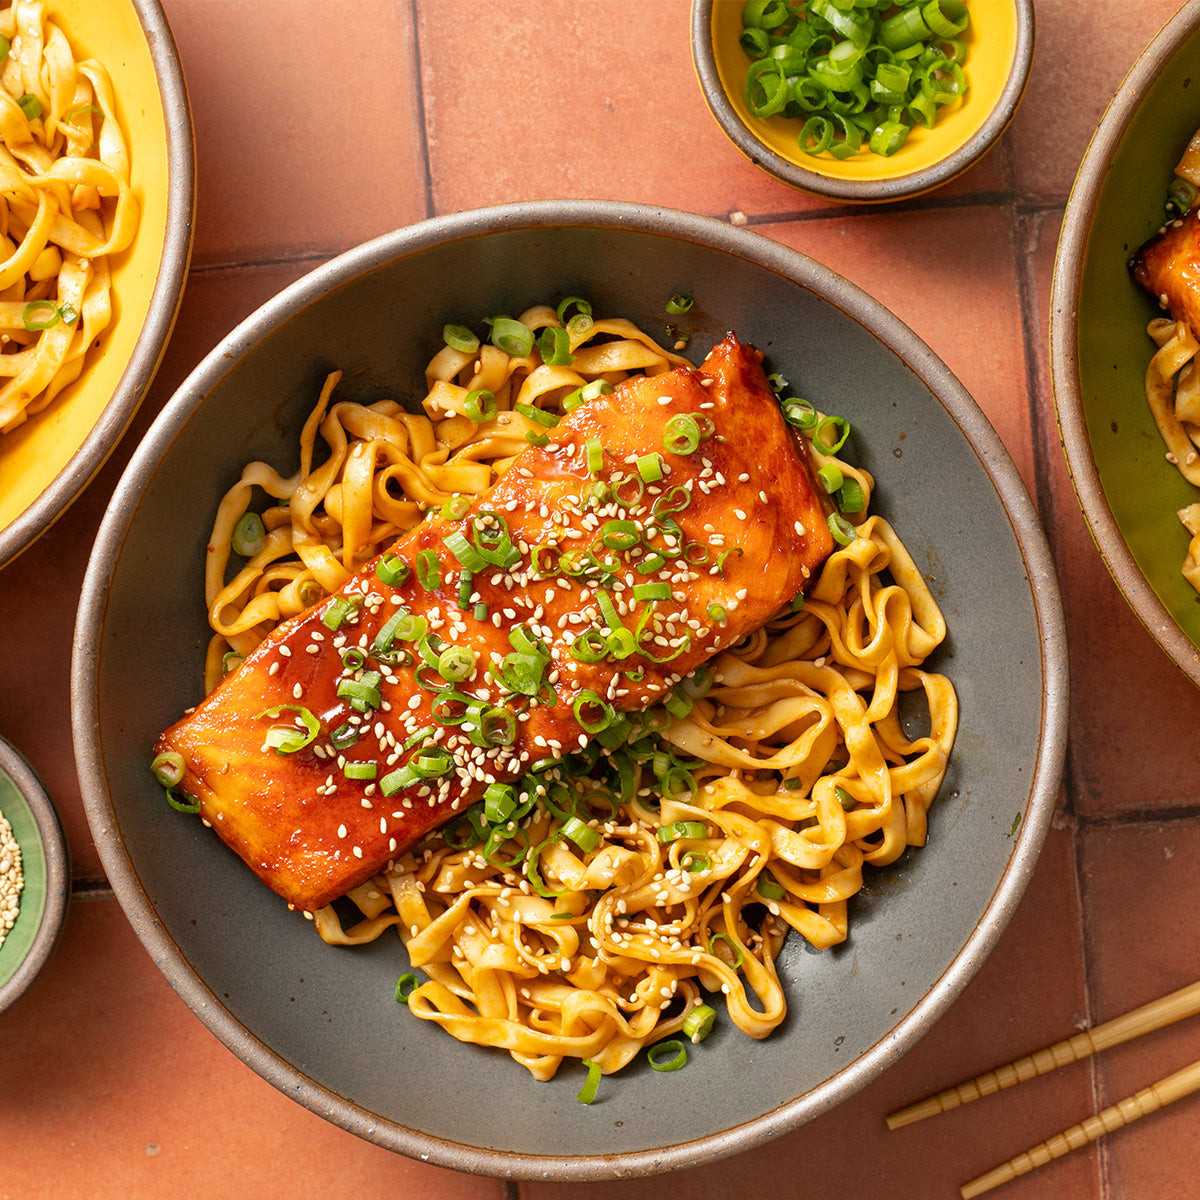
xmin=692 ymin=0 xmax=1034 ymax=203
xmin=0 ymin=0 xmax=194 ymax=568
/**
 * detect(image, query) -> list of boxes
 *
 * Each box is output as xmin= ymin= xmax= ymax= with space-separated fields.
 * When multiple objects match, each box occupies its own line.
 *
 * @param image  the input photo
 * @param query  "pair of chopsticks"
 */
xmin=885 ymin=978 xmax=1200 ymax=1198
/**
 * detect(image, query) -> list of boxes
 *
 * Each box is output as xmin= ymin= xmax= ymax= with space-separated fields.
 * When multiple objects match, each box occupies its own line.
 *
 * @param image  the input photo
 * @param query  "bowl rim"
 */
xmin=73 ymin=198 xmax=1068 ymax=1179
xmin=0 ymin=0 xmax=196 ymax=571
xmin=1050 ymin=0 xmax=1200 ymax=689
xmin=690 ymin=0 xmax=1036 ymax=203
xmin=0 ymin=735 xmax=70 ymax=1013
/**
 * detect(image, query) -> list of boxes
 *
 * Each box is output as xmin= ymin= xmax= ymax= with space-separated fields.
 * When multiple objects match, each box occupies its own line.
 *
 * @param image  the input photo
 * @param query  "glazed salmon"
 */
xmin=1129 ymin=206 xmax=1200 ymax=336
xmin=155 ymin=333 xmax=835 ymax=912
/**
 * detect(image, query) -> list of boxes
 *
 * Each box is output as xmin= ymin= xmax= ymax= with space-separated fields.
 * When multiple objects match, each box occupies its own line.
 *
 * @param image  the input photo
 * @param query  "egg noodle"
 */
xmin=203 ymin=303 xmax=957 ymax=1084
xmin=0 ymin=0 xmax=138 ymax=434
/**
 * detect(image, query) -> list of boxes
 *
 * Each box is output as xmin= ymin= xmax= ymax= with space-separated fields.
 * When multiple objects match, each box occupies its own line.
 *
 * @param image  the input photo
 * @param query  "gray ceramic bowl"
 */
xmin=72 ymin=201 xmax=1067 ymax=1178
xmin=1051 ymin=2 xmax=1200 ymax=687
xmin=0 ymin=735 xmax=70 ymax=1015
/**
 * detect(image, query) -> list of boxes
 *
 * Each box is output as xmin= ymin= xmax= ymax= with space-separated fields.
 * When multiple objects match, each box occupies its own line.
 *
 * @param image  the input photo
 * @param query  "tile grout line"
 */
xmin=408 ymin=0 xmax=435 ymax=220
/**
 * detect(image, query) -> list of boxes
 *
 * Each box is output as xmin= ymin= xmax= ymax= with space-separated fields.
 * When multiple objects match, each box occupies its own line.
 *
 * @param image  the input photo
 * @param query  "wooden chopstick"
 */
xmin=957 ymin=1055 xmax=1200 ymax=1198
xmin=885 ymin=979 xmax=1200 ymax=1198
xmin=886 ymin=978 xmax=1200 ymax=1129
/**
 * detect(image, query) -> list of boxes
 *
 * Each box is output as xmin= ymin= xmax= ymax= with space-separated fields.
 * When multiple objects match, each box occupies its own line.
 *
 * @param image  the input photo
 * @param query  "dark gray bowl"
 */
xmin=72 ymin=201 xmax=1067 ymax=1179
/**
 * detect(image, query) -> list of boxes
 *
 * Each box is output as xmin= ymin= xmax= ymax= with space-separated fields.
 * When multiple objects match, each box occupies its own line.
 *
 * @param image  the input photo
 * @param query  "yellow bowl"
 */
xmin=692 ymin=0 xmax=1034 ymax=203
xmin=0 ymin=0 xmax=194 ymax=568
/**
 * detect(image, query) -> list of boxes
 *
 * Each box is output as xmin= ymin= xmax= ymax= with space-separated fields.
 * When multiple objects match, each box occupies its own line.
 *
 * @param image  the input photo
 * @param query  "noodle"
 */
xmin=202 ymin=304 xmax=957 ymax=1082
xmin=0 ymin=0 xmax=138 ymax=433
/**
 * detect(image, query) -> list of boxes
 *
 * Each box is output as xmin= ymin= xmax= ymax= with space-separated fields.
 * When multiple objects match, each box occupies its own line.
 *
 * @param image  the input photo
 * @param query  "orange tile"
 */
xmin=760 ymin=206 xmax=1036 ymax=491
xmin=1024 ymin=207 xmax=1200 ymax=816
xmin=1008 ymin=0 xmax=1183 ymax=202
xmin=161 ymin=0 xmax=428 ymax=266
xmin=524 ymin=825 xmax=1093 ymax=1200
xmin=1078 ymin=819 xmax=1200 ymax=1200
xmin=0 ymin=895 xmax=506 ymax=1200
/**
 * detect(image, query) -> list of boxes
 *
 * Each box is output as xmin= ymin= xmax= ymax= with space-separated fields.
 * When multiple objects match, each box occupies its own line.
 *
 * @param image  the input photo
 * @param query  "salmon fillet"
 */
xmin=1129 ymin=206 xmax=1200 ymax=336
xmin=156 ymin=333 xmax=835 ymax=912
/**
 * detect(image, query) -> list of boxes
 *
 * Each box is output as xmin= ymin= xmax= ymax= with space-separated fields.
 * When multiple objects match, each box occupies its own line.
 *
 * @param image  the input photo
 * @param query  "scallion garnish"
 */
xmin=536 ymin=324 xmax=574 ymax=366
xmin=437 ymin=645 xmax=477 ymax=682
xmin=828 ymin=512 xmax=858 ymax=546
xmin=489 ymin=316 xmax=534 ymax=357
xmin=464 ymin=388 xmax=497 ymax=422
xmin=577 ymin=1059 xmax=603 ymax=1104
xmin=150 ymin=751 xmax=185 ymax=788
xmin=665 ymin=293 xmax=694 ymax=315
xmin=515 ymin=401 xmax=560 ymax=428
xmin=394 ymin=973 xmax=420 ymax=1003
xmin=16 ymin=93 xmax=42 ymax=121
xmin=231 ymin=511 xmax=266 ymax=557
xmin=257 ymin=704 xmax=321 ymax=754
xmin=416 ymin=549 xmax=442 ymax=591
xmin=560 ymin=815 xmax=601 ymax=854
xmin=662 ymin=413 xmax=703 ymax=455
xmin=442 ymin=323 xmax=479 ymax=354
xmin=657 ymin=820 xmax=707 ymax=843
xmin=376 ymin=553 xmax=409 ymax=587
xmin=343 ymin=760 xmax=378 ymax=780
xmin=647 ymin=1039 xmax=688 ymax=1071
xmin=681 ymin=1003 xmax=717 ymax=1043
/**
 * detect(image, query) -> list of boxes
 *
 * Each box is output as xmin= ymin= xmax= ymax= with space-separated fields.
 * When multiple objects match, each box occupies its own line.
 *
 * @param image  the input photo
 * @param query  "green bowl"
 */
xmin=0 ymin=737 xmax=70 ymax=1011
xmin=1052 ymin=4 xmax=1200 ymax=685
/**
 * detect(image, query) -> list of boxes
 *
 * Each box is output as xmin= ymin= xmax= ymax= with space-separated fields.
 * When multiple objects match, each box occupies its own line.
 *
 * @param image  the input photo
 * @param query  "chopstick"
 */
xmin=886 ymin=978 xmax=1200 ymax=1128
xmin=884 ymin=979 xmax=1200 ymax=1198
xmin=956 ymin=1057 xmax=1200 ymax=1198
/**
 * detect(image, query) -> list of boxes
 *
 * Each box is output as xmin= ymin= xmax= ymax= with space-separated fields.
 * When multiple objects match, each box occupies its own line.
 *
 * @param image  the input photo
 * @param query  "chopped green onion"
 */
xmin=341 ymin=647 xmax=366 ymax=671
xmin=150 ymin=751 xmax=185 ymax=788
xmin=663 ymin=413 xmax=702 ymax=455
xmin=441 ymin=495 xmax=470 ymax=519
xmin=708 ymin=931 xmax=744 ymax=967
xmin=322 ymin=595 xmax=360 ymax=631
xmin=411 ymin=747 xmax=453 ymax=778
xmin=21 ymin=299 xmax=59 ymax=331
xmin=343 ymin=760 xmax=378 ymax=780
xmin=464 ymin=388 xmax=497 ymax=422
xmin=681 ymin=1003 xmax=717 ymax=1043
xmin=394 ymin=973 xmax=420 ymax=1003
xmin=330 ymin=721 xmax=360 ymax=751
xmin=781 ymin=397 xmax=819 ymax=430
xmin=536 ymin=324 xmax=574 ymax=366
xmin=561 ymin=816 xmax=601 ymax=854
xmin=442 ymin=324 xmax=479 ymax=354
xmin=525 ymin=431 xmax=549 ymax=447
xmin=757 ymin=873 xmax=786 ymax=901
xmin=663 ymin=691 xmax=693 ymax=720
xmin=483 ymin=781 xmax=517 ymax=823
xmin=600 ymin=519 xmax=640 ymax=551
xmin=257 ymin=704 xmax=321 ymax=754
xmin=16 ymin=93 xmax=42 ymax=121
xmin=457 ymin=568 xmax=474 ymax=610
xmin=515 ymin=401 xmax=560 ymax=428
xmin=337 ymin=672 xmax=383 ymax=713
xmin=828 ymin=512 xmax=858 ymax=546
xmin=647 ymin=1039 xmax=688 ymax=1071
xmin=636 ymin=452 xmax=663 ymax=482
xmin=489 ymin=316 xmax=534 ymax=357
xmin=0 ymin=36 xmax=9 ymax=63
xmin=835 ymin=786 xmax=856 ymax=808
xmin=563 ymin=378 xmax=613 ymax=412
xmin=657 ymin=820 xmax=707 ymax=843
xmin=573 ymin=689 xmax=616 ymax=734
xmin=164 ymin=787 xmax=200 ymax=814
xmin=706 ymin=602 xmax=727 ymax=622
xmin=380 ymin=765 xmax=418 ymax=796
xmin=375 ymin=552 xmax=409 ymax=586
xmin=231 ymin=511 xmax=266 ymax=557
xmin=444 ymin=530 xmax=488 ymax=572
xmin=416 ymin=549 xmax=442 ymax=591
xmin=585 ymin=437 xmax=604 ymax=474
xmin=813 ymin=414 xmax=851 ymax=455
xmin=665 ymin=293 xmax=694 ymax=315
xmin=437 ymin=645 xmax=476 ymax=682
xmin=577 ymin=1059 xmax=603 ymax=1104
xmin=633 ymin=581 xmax=670 ymax=602
xmin=556 ymin=295 xmax=592 ymax=325
xmin=681 ymin=850 xmax=712 ymax=873
xmin=816 ymin=463 xmax=844 ymax=494
xmin=838 ymin=477 xmax=865 ymax=514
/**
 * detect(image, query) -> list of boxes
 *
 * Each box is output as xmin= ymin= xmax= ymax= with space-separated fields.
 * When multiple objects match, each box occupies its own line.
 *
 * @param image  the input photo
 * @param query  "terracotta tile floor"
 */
xmin=3 ymin=0 xmax=1200 ymax=1197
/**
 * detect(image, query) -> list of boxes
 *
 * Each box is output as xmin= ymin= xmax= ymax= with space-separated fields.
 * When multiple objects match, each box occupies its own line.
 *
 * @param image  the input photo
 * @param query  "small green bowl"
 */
xmin=1051 ymin=3 xmax=1200 ymax=686
xmin=0 ymin=737 xmax=70 ymax=1013
xmin=691 ymin=0 xmax=1035 ymax=203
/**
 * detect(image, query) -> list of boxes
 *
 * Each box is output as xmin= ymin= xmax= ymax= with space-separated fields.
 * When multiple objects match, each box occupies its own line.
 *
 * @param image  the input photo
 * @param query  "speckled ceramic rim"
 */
xmin=0 ymin=0 xmax=195 ymax=570
xmin=1050 ymin=2 xmax=1200 ymax=689
xmin=0 ymin=736 xmax=70 ymax=1014
xmin=690 ymin=0 xmax=1036 ymax=203
xmin=74 ymin=200 xmax=1067 ymax=1179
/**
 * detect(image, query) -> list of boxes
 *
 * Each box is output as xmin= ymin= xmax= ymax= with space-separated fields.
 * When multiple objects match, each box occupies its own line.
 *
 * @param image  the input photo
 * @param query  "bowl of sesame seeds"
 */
xmin=0 ymin=735 xmax=69 ymax=1016
xmin=73 ymin=200 xmax=1064 ymax=1178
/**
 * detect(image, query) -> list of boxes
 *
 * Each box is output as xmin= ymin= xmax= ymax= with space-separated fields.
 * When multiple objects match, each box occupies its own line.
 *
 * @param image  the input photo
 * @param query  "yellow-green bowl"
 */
xmin=1051 ymin=3 xmax=1200 ymax=688
xmin=692 ymin=0 xmax=1034 ymax=203
xmin=0 ymin=0 xmax=194 ymax=569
